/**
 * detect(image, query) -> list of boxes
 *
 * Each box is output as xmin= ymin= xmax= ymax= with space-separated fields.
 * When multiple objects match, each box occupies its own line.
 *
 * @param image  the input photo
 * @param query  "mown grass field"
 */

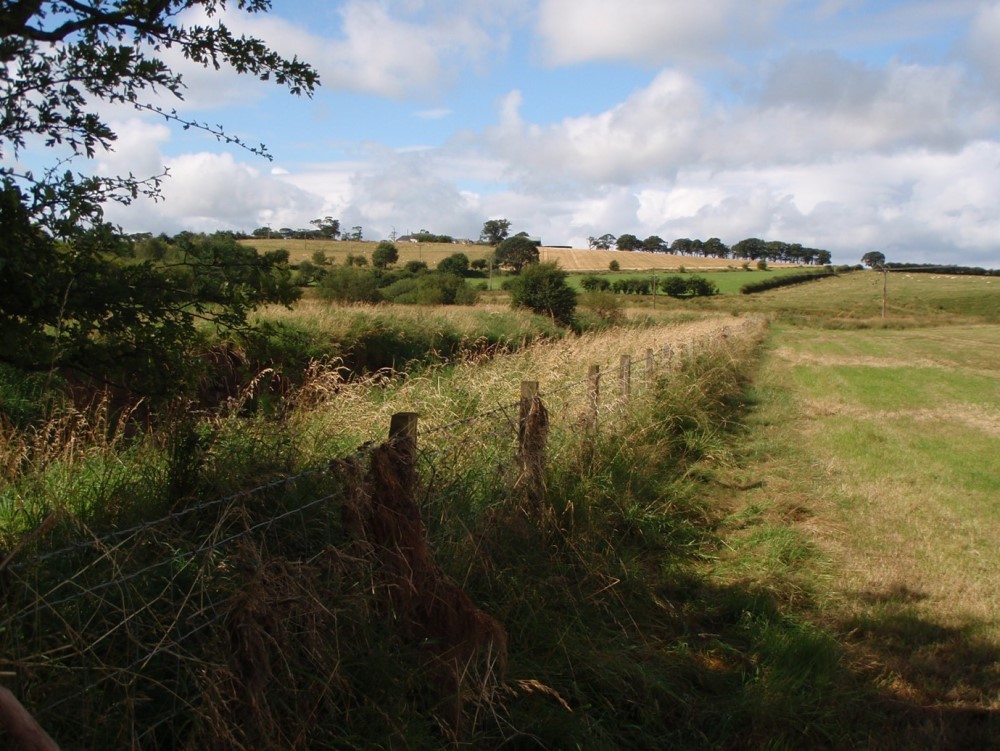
xmin=694 ymin=280 xmax=1000 ymax=746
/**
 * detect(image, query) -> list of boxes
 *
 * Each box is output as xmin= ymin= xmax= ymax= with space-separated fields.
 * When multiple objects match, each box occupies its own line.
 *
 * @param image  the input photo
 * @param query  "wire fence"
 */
xmin=0 ymin=317 xmax=765 ymax=749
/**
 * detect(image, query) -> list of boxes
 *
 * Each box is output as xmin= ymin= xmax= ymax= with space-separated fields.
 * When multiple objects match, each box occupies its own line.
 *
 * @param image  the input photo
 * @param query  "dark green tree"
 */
xmin=660 ymin=276 xmax=689 ymax=297
xmin=508 ymin=262 xmax=577 ymax=325
xmin=437 ymin=252 xmax=470 ymax=276
xmin=861 ymin=251 xmax=886 ymax=268
xmin=495 ymin=236 xmax=539 ymax=272
xmin=616 ymin=233 xmax=640 ymax=251
xmin=372 ymin=240 xmax=399 ymax=268
xmin=589 ymin=233 xmax=616 ymax=250
xmin=642 ymin=235 xmax=666 ymax=252
xmin=479 ymin=218 xmax=511 ymax=246
xmin=310 ymin=217 xmax=340 ymax=239
xmin=404 ymin=260 xmax=429 ymax=274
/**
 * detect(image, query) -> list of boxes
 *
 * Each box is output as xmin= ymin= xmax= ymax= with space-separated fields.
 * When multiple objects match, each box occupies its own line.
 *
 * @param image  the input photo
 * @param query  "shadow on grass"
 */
xmin=835 ymin=591 xmax=1000 ymax=750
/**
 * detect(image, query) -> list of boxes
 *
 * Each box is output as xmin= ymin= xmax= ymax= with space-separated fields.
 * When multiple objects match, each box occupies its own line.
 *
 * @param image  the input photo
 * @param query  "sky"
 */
xmin=81 ymin=1 xmax=1000 ymax=266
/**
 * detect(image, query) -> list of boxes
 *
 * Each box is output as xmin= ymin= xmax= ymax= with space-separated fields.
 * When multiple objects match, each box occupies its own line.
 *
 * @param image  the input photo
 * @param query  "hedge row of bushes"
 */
xmin=740 ymin=271 xmax=837 ymax=295
xmin=317 ymin=267 xmax=479 ymax=305
xmin=580 ymin=274 xmax=719 ymax=298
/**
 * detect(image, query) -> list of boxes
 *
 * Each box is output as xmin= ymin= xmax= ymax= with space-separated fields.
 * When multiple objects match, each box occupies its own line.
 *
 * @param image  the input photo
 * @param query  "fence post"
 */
xmin=620 ymin=355 xmax=631 ymax=401
xmin=518 ymin=381 xmax=548 ymax=507
xmin=588 ymin=364 xmax=600 ymax=431
xmin=662 ymin=343 xmax=673 ymax=368
xmin=645 ymin=348 xmax=655 ymax=385
xmin=389 ymin=412 xmax=419 ymax=483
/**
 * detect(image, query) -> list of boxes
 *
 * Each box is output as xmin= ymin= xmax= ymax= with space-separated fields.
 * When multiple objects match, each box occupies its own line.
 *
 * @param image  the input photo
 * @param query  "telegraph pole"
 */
xmin=881 ymin=265 xmax=888 ymax=319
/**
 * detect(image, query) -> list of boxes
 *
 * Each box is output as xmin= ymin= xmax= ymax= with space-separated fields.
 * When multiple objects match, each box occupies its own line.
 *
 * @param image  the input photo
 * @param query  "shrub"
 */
xmin=372 ymin=241 xmax=399 ymax=269
xmin=660 ymin=275 xmax=718 ymax=298
xmin=403 ymin=260 xmax=428 ymax=274
xmin=660 ymin=276 xmax=689 ymax=297
xmin=317 ymin=267 xmax=382 ymax=303
xmin=580 ymin=291 xmax=624 ymax=323
xmin=609 ymin=260 xmax=620 ymax=271
xmin=437 ymin=252 xmax=470 ymax=276
xmin=381 ymin=272 xmax=478 ymax=305
xmin=508 ymin=262 xmax=577 ymax=325
xmin=580 ymin=275 xmax=609 ymax=292
xmin=685 ymin=275 xmax=719 ymax=297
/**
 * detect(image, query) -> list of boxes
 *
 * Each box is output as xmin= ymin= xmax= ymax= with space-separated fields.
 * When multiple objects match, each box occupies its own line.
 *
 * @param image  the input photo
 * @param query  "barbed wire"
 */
xmin=5 ymin=491 xmax=339 ymax=624
xmin=10 ymin=333 xmax=709 ymax=580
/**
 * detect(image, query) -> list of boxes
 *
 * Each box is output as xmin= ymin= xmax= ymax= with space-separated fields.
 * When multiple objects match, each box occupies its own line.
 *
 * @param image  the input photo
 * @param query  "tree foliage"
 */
xmin=437 ymin=252 xmax=470 ymax=276
xmin=480 ymin=218 xmax=511 ymax=246
xmin=0 ymin=0 xmax=318 ymax=396
xmin=310 ymin=217 xmax=340 ymax=239
xmin=508 ymin=262 xmax=577 ymax=325
xmin=495 ymin=235 xmax=539 ymax=272
xmin=372 ymin=241 xmax=399 ymax=268
xmin=589 ymin=233 xmax=616 ymax=250
xmin=616 ymin=233 xmax=640 ymax=251
xmin=0 ymin=205 xmax=299 ymax=392
xmin=861 ymin=251 xmax=887 ymax=269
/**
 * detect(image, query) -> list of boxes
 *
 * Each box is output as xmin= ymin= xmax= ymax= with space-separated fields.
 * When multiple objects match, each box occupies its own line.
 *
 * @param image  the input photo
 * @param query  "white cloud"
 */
xmin=536 ymin=0 xmax=791 ymax=66
xmin=965 ymin=1 xmax=1000 ymax=88
xmin=487 ymin=70 xmax=705 ymax=184
xmin=416 ymin=108 xmax=453 ymax=120
xmin=97 ymin=121 xmax=323 ymax=233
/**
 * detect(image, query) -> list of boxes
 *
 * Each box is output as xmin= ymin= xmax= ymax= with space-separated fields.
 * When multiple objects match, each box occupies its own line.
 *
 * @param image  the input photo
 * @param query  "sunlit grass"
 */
xmin=719 ymin=320 xmax=1000 ymax=720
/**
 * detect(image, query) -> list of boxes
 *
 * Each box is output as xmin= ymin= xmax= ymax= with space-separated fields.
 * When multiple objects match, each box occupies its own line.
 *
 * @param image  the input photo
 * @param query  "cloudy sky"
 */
xmin=90 ymin=0 xmax=1000 ymax=266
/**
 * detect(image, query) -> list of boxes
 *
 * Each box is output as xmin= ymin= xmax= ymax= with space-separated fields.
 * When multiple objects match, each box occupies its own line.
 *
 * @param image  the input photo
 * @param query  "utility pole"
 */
xmin=881 ymin=265 xmax=888 ymax=319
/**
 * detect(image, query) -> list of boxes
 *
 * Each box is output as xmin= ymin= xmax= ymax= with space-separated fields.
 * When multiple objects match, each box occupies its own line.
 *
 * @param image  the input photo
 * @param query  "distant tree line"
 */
xmin=587 ymin=234 xmax=831 ymax=265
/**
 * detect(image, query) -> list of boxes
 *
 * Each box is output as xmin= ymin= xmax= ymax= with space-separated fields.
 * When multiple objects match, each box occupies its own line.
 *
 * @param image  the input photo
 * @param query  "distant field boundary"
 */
xmin=239 ymin=238 xmax=809 ymax=272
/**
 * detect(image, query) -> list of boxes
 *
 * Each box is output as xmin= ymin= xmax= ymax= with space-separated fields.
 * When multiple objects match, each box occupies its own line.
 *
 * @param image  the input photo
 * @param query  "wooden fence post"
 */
xmin=588 ymin=364 xmax=600 ymax=430
xmin=620 ymin=355 xmax=631 ymax=401
xmin=662 ymin=343 xmax=673 ymax=368
xmin=389 ymin=412 xmax=419 ymax=483
xmin=518 ymin=381 xmax=548 ymax=507
xmin=645 ymin=348 xmax=655 ymax=384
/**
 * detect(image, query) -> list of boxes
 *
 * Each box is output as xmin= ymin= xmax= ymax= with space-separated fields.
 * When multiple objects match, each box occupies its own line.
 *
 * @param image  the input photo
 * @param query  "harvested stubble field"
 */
xmin=240 ymin=237 xmax=801 ymax=272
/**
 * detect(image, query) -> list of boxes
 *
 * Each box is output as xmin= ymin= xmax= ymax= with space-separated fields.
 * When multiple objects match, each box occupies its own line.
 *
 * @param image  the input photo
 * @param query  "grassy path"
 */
xmin=708 ymin=322 xmax=1000 ymax=747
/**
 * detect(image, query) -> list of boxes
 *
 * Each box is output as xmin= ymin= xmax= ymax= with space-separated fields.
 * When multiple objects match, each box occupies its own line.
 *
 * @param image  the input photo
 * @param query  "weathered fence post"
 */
xmin=645 ymin=348 xmax=655 ymax=385
xmin=588 ymin=364 xmax=600 ymax=431
xmin=389 ymin=412 xmax=419 ymax=485
xmin=518 ymin=381 xmax=548 ymax=507
xmin=620 ymin=355 xmax=631 ymax=401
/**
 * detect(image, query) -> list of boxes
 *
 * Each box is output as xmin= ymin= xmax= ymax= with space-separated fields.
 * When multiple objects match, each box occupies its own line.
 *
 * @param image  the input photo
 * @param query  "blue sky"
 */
xmin=81 ymin=0 xmax=1000 ymax=266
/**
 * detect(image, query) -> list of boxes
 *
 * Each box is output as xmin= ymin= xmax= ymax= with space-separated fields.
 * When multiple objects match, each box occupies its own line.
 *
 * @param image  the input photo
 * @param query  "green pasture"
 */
xmin=566 ymin=267 xmax=814 ymax=294
xmin=727 ymin=270 xmax=1000 ymax=322
xmin=712 ymin=319 xmax=1000 ymax=744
